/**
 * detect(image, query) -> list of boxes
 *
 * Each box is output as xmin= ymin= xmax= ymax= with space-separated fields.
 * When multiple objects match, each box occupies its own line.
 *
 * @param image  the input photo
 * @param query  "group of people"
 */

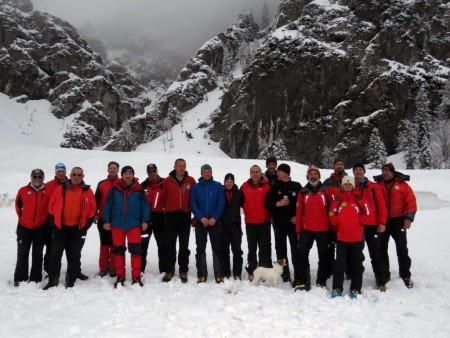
xmin=14 ymin=156 xmax=417 ymax=297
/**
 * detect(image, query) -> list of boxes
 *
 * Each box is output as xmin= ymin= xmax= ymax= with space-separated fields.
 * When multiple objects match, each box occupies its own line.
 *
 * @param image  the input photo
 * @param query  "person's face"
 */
xmin=343 ymin=183 xmax=353 ymax=192
xmin=70 ymin=169 xmax=84 ymax=185
xmin=122 ymin=171 xmax=134 ymax=185
xmin=382 ymin=169 xmax=394 ymax=181
xmin=276 ymin=170 xmax=288 ymax=181
xmin=334 ymin=161 xmax=345 ymax=174
xmin=250 ymin=166 xmax=262 ymax=182
xmin=308 ymin=170 xmax=320 ymax=183
xmin=31 ymin=173 xmax=44 ymax=186
xmin=108 ymin=164 xmax=119 ymax=178
xmin=224 ymin=179 xmax=234 ymax=190
xmin=147 ymin=168 xmax=158 ymax=181
xmin=55 ymin=170 xmax=66 ymax=181
xmin=174 ymin=160 xmax=186 ymax=176
xmin=267 ymin=162 xmax=277 ymax=173
xmin=353 ymin=167 xmax=365 ymax=181
xmin=201 ymin=169 xmax=212 ymax=181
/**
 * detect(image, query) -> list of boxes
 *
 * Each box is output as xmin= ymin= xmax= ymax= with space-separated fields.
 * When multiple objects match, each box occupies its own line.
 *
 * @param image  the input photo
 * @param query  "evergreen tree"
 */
xmin=397 ymin=120 xmax=419 ymax=169
xmin=258 ymin=139 xmax=290 ymax=161
xmin=261 ymin=2 xmax=270 ymax=29
xmin=431 ymin=79 xmax=450 ymax=168
xmin=321 ymin=146 xmax=335 ymax=169
xmin=367 ymin=127 xmax=387 ymax=169
xmin=416 ymin=88 xmax=432 ymax=169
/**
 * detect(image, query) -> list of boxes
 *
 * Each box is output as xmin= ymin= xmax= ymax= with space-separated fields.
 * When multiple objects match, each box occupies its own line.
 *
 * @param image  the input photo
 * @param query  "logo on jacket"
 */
xmin=187 ymin=184 xmax=191 ymax=190
xmin=27 ymin=191 xmax=31 ymax=195
xmin=394 ymin=185 xmax=400 ymax=190
xmin=341 ymin=202 xmax=347 ymax=207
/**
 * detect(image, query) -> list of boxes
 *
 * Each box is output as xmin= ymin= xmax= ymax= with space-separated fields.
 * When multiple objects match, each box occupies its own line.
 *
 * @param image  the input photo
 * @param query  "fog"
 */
xmin=32 ymin=0 xmax=280 ymax=56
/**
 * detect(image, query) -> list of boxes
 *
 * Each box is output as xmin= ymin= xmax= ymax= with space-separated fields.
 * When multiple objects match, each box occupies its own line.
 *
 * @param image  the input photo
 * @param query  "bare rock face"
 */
xmin=0 ymin=1 xmax=148 ymax=149
xmin=210 ymin=0 xmax=450 ymax=164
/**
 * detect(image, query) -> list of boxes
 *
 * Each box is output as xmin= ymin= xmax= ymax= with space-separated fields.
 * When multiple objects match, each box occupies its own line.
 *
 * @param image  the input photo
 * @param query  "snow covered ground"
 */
xmin=1 ymin=94 xmax=450 ymax=337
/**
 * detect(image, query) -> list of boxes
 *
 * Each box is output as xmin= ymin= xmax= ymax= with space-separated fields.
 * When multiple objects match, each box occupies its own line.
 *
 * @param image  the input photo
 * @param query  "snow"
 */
xmin=1 ymin=92 xmax=450 ymax=337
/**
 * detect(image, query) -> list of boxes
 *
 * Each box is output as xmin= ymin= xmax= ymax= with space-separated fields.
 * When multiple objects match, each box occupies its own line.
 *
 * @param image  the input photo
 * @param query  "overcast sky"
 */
xmin=32 ymin=0 xmax=280 ymax=55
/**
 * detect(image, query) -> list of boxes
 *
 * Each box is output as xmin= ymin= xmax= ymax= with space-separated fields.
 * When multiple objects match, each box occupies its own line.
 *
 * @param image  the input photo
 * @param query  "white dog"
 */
xmin=252 ymin=259 xmax=287 ymax=287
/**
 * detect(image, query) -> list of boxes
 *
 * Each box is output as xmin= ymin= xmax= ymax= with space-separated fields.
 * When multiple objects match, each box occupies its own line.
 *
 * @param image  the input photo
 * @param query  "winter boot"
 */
xmin=331 ymin=288 xmax=343 ymax=298
xmin=215 ymin=276 xmax=224 ymax=284
xmin=197 ymin=276 xmax=207 ymax=283
xmin=162 ymin=272 xmax=174 ymax=283
xmin=114 ymin=276 xmax=125 ymax=289
xmin=350 ymin=290 xmax=362 ymax=299
xmin=179 ymin=273 xmax=188 ymax=283
xmin=43 ymin=274 xmax=60 ymax=290
xmin=132 ymin=277 xmax=144 ymax=287
xmin=65 ymin=274 xmax=76 ymax=288
xmin=77 ymin=272 xmax=89 ymax=281
xmin=402 ymin=277 xmax=414 ymax=289
xmin=295 ymin=284 xmax=311 ymax=292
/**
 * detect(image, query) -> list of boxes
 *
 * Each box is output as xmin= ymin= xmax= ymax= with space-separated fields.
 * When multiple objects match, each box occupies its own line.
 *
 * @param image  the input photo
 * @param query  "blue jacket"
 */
xmin=190 ymin=177 xmax=225 ymax=221
xmin=103 ymin=178 xmax=150 ymax=230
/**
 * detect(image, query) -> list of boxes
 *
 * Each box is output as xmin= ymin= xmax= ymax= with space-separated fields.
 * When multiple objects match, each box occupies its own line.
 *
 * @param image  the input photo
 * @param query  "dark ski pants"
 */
xmin=380 ymin=217 xmax=412 ymax=279
xmin=48 ymin=224 xmax=86 ymax=280
xmin=332 ymin=240 xmax=365 ymax=292
xmin=245 ymin=222 xmax=272 ymax=274
xmin=365 ymin=225 xmax=388 ymax=285
xmin=14 ymin=223 xmax=49 ymax=283
xmin=222 ymin=223 xmax=243 ymax=278
xmin=43 ymin=225 xmax=52 ymax=274
xmin=97 ymin=219 xmax=115 ymax=273
xmin=141 ymin=212 xmax=166 ymax=273
xmin=273 ymin=221 xmax=299 ymax=281
xmin=195 ymin=221 xmax=223 ymax=278
xmin=165 ymin=211 xmax=191 ymax=274
xmin=296 ymin=230 xmax=331 ymax=286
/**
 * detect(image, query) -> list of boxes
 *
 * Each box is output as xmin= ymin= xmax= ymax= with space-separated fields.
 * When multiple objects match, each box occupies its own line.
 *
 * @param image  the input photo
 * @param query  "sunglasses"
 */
xmin=32 ymin=175 xmax=43 ymax=179
xmin=148 ymin=170 xmax=157 ymax=173
xmin=71 ymin=173 xmax=83 ymax=177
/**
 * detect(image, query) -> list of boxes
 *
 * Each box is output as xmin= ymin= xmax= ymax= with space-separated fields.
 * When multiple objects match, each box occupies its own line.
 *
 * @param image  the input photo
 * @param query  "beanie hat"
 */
xmin=55 ymin=162 xmax=66 ymax=173
xmin=201 ymin=164 xmax=212 ymax=172
xmin=121 ymin=165 xmax=135 ymax=176
xmin=342 ymin=176 xmax=355 ymax=188
xmin=352 ymin=162 xmax=366 ymax=172
xmin=307 ymin=165 xmax=321 ymax=179
xmin=382 ymin=162 xmax=395 ymax=174
xmin=224 ymin=173 xmax=235 ymax=183
xmin=31 ymin=168 xmax=45 ymax=177
xmin=266 ymin=156 xmax=277 ymax=166
xmin=334 ymin=158 xmax=345 ymax=165
xmin=277 ymin=163 xmax=291 ymax=175
xmin=147 ymin=163 xmax=157 ymax=172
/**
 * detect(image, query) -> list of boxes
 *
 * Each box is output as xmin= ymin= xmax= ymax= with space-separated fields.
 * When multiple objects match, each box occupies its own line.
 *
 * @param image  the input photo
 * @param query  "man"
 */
xmin=44 ymin=167 xmax=96 ymax=290
xmin=103 ymin=166 xmax=150 ymax=288
xmin=265 ymin=163 xmax=301 ymax=284
xmin=94 ymin=161 xmax=120 ymax=277
xmin=140 ymin=163 xmax=166 ymax=275
xmin=264 ymin=156 xmax=278 ymax=186
xmin=14 ymin=169 xmax=51 ymax=286
xmin=190 ymin=164 xmax=225 ymax=283
xmin=241 ymin=165 xmax=272 ymax=281
xmin=160 ymin=158 xmax=196 ymax=283
xmin=353 ymin=163 xmax=389 ymax=291
xmin=295 ymin=165 xmax=331 ymax=291
xmin=374 ymin=163 xmax=417 ymax=288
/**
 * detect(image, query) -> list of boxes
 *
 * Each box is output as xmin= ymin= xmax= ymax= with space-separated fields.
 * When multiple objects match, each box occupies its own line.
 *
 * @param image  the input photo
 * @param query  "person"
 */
xmin=265 ymin=163 xmax=301 ymax=284
xmin=295 ymin=165 xmax=332 ymax=291
xmin=44 ymin=167 xmax=96 ymax=290
xmin=140 ymin=163 xmax=166 ymax=275
xmin=221 ymin=173 xmax=244 ymax=280
xmin=14 ymin=169 xmax=51 ymax=286
xmin=160 ymin=158 xmax=196 ymax=283
xmin=329 ymin=176 xmax=369 ymax=299
xmin=190 ymin=164 xmax=225 ymax=283
xmin=374 ymin=163 xmax=417 ymax=288
xmin=103 ymin=166 xmax=150 ymax=288
xmin=264 ymin=156 xmax=278 ymax=186
xmin=94 ymin=161 xmax=120 ymax=277
xmin=353 ymin=163 xmax=388 ymax=291
xmin=241 ymin=165 xmax=272 ymax=281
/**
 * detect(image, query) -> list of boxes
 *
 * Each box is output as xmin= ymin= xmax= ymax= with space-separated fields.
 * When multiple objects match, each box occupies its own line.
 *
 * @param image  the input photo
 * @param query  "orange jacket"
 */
xmin=48 ymin=180 xmax=97 ymax=230
xmin=15 ymin=183 xmax=50 ymax=229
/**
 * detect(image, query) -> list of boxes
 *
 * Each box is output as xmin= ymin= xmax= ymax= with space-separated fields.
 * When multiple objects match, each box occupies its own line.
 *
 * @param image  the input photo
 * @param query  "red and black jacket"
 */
xmin=160 ymin=170 xmax=196 ymax=213
xmin=95 ymin=176 xmax=119 ymax=219
xmin=15 ymin=183 xmax=50 ymax=229
xmin=141 ymin=176 xmax=165 ymax=213
xmin=240 ymin=178 xmax=271 ymax=224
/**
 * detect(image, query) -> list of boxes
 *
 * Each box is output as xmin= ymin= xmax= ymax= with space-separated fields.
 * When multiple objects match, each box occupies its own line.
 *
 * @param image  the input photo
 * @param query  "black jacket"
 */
xmin=265 ymin=179 xmax=302 ymax=224
xmin=221 ymin=184 xmax=243 ymax=226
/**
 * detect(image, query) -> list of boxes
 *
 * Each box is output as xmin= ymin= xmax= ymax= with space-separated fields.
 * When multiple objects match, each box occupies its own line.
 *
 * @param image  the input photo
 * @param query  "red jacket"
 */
xmin=355 ymin=178 xmax=387 ymax=225
xmin=95 ymin=176 xmax=119 ymax=218
xmin=48 ymin=180 xmax=97 ymax=230
xmin=295 ymin=183 xmax=330 ymax=234
xmin=141 ymin=176 xmax=165 ymax=212
xmin=45 ymin=177 xmax=68 ymax=197
xmin=240 ymin=178 xmax=271 ymax=224
xmin=329 ymin=192 xmax=368 ymax=242
xmin=323 ymin=173 xmax=347 ymax=203
xmin=15 ymin=183 xmax=50 ymax=229
xmin=160 ymin=171 xmax=195 ymax=213
xmin=374 ymin=173 xmax=417 ymax=221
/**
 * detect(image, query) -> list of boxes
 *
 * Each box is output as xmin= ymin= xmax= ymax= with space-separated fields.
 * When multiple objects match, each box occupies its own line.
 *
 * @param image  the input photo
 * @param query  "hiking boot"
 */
xmin=77 ymin=272 xmax=89 ymax=281
xmin=316 ymin=282 xmax=326 ymax=288
xmin=114 ymin=276 xmax=125 ymax=288
xmin=215 ymin=276 xmax=224 ymax=284
xmin=162 ymin=272 xmax=174 ymax=283
xmin=350 ymin=290 xmax=362 ymax=299
xmin=248 ymin=274 xmax=254 ymax=282
xmin=197 ymin=276 xmax=207 ymax=283
xmin=99 ymin=270 xmax=108 ymax=278
xmin=377 ymin=284 xmax=387 ymax=292
xmin=291 ymin=279 xmax=300 ymax=288
xmin=14 ymin=281 xmax=21 ymax=287
xmin=234 ymin=275 xmax=242 ymax=281
xmin=43 ymin=274 xmax=60 ymax=290
xmin=295 ymin=284 xmax=311 ymax=292
xmin=65 ymin=274 xmax=76 ymax=288
xmin=282 ymin=273 xmax=291 ymax=283
xmin=331 ymin=289 xmax=343 ymax=298
xmin=402 ymin=278 xmax=414 ymax=289
xmin=179 ymin=273 xmax=188 ymax=283
xmin=109 ymin=270 xmax=116 ymax=278
xmin=132 ymin=277 xmax=144 ymax=287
